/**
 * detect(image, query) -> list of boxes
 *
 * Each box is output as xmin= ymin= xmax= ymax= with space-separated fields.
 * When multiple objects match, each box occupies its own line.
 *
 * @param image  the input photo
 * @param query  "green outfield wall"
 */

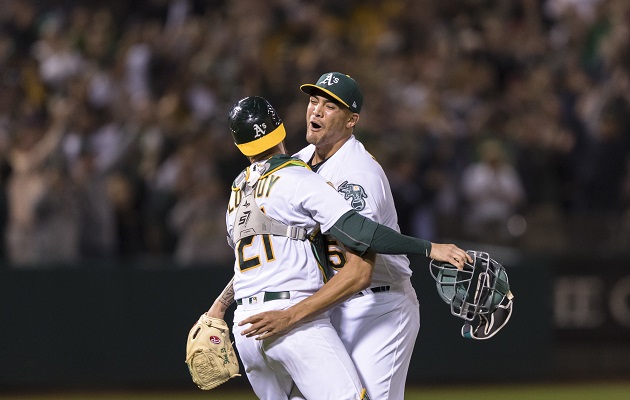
xmin=0 ymin=253 xmax=628 ymax=390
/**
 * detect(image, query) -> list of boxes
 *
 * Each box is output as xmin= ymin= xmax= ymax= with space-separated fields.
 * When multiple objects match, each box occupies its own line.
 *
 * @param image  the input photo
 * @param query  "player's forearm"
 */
xmin=289 ymin=273 xmax=368 ymax=322
xmin=327 ymin=210 xmax=432 ymax=257
xmin=206 ymin=276 xmax=235 ymax=319
xmin=370 ymin=223 xmax=432 ymax=256
xmin=286 ymin=253 xmax=373 ymax=324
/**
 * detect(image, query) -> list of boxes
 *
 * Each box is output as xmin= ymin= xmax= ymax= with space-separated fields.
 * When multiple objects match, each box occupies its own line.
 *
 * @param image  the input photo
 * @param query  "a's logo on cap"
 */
xmin=319 ymin=73 xmax=339 ymax=86
xmin=253 ymin=123 xmax=267 ymax=138
xmin=352 ymin=101 xmax=357 ymax=109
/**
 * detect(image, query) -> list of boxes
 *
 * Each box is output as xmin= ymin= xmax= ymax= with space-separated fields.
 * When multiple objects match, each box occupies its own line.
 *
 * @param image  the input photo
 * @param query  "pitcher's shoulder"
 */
xmin=341 ymin=143 xmax=385 ymax=174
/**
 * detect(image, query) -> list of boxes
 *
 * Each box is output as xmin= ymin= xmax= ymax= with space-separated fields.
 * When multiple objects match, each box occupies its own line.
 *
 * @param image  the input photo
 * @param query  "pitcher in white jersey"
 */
xmin=238 ymin=73 xmax=471 ymax=400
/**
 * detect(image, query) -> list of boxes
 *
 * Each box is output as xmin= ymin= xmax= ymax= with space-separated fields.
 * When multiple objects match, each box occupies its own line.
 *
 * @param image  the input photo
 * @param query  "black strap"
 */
xmin=355 ymin=285 xmax=391 ymax=297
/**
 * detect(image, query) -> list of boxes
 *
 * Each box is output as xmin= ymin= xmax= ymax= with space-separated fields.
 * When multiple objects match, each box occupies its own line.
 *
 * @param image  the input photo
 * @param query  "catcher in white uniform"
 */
xmin=223 ymin=96 xmax=368 ymax=400
xmin=238 ymin=73 xmax=471 ymax=399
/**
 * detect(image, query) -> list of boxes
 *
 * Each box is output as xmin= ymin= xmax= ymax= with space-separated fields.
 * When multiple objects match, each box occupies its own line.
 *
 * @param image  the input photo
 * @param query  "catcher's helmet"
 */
xmin=228 ymin=96 xmax=286 ymax=156
xmin=430 ymin=250 xmax=514 ymax=340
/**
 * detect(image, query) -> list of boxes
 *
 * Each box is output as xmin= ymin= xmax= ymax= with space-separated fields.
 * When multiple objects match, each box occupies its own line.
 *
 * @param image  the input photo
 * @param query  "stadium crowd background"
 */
xmin=0 ymin=0 xmax=628 ymax=268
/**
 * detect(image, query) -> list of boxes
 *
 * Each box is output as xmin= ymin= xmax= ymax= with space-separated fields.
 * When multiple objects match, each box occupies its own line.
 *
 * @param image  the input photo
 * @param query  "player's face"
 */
xmin=305 ymin=95 xmax=357 ymax=150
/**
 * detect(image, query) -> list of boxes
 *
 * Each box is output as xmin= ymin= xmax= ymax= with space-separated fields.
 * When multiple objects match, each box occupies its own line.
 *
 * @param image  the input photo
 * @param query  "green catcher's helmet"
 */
xmin=228 ymin=96 xmax=286 ymax=157
xmin=430 ymin=250 xmax=514 ymax=340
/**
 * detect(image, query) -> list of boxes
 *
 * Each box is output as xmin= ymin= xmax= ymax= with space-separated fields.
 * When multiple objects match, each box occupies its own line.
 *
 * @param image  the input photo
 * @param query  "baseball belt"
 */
xmin=236 ymin=291 xmax=291 ymax=305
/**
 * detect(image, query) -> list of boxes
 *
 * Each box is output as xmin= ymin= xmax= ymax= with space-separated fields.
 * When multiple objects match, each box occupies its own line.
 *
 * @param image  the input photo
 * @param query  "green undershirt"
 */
xmin=327 ymin=210 xmax=432 ymax=257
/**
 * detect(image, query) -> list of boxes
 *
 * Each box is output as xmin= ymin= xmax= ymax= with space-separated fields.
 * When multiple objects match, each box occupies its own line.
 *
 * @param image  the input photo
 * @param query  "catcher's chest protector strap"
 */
xmin=230 ymin=161 xmax=308 ymax=246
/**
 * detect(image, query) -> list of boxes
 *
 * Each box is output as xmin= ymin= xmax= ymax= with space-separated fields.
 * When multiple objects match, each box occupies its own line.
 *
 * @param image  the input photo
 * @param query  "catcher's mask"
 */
xmin=228 ymin=96 xmax=286 ymax=157
xmin=429 ymin=250 xmax=514 ymax=340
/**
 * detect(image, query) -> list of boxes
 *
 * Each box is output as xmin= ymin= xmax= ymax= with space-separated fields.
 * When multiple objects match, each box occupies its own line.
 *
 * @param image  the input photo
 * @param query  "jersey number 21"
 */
xmin=237 ymin=235 xmax=275 ymax=271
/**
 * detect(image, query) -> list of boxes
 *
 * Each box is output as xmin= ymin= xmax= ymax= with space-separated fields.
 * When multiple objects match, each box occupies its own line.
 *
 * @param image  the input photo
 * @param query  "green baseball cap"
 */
xmin=228 ymin=96 xmax=286 ymax=157
xmin=300 ymin=72 xmax=363 ymax=113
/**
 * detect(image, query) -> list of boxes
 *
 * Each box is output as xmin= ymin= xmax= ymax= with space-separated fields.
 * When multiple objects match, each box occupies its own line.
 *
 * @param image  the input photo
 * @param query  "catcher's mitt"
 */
xmin=185 ymin=314 xmax=241 ymax=390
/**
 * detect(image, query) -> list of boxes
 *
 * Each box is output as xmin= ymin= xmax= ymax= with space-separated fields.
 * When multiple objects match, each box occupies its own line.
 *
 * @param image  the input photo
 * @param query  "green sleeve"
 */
xmin=326 ymin=210 xmax=432 ymax=257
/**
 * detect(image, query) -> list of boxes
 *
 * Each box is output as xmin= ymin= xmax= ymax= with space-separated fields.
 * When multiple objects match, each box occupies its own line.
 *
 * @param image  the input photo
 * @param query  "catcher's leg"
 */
xmin=234 ymin=301 xmax=368 ymax=399
xmin=265 ymin=316 xmax=368 ymax=400
xmin=233 ymin=307 xmax=294 ymax=399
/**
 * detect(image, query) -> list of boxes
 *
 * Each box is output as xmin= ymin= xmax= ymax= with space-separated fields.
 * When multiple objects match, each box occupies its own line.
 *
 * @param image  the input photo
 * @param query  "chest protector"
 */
xmin=228 ymin=158 xmax=308 ymax=248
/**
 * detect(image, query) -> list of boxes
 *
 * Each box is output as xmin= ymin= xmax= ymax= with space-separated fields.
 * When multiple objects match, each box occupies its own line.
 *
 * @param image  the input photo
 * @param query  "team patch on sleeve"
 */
xmin=337 ymin=180 xmax=368 ymax=211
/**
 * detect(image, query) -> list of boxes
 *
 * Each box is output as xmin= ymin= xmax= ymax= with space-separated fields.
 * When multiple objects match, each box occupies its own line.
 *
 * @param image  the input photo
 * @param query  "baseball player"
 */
xmin=238 ymin=73 xmax=471 ymax=399
xmin=213 ymin=95 xmax=469 ymax=399
xmin=224 ymin=96 xmax=368 ymax=400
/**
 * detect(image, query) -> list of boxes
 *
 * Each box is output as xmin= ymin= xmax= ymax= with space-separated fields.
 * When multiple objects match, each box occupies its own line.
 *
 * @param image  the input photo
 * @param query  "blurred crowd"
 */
xmin=0 ymin=0 xmax=629 ymax=268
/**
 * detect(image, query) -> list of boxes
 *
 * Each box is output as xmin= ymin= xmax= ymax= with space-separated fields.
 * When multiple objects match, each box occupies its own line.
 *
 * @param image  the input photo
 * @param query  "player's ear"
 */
xmin=346 ymin=113 xmax=359 ymax=129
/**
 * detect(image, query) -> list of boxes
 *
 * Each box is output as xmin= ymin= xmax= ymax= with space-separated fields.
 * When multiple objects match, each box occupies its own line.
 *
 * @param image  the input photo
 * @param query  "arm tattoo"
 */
xmin=218 ymin=277 xmax=235 ymax=308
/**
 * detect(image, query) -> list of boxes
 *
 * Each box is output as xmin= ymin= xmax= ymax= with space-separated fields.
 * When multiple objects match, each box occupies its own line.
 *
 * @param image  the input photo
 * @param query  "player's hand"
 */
xmin=429 ymin=243 xmax=472 ymax=270
xmin=238 ymin=309 xmax=297 ymax=340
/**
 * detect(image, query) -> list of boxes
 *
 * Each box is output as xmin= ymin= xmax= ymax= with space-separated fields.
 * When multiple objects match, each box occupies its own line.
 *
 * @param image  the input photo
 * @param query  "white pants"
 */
xmin=331 ymin=279 xmax=420 ymax=400
xmin=234 ymin=297 xmax=367 ymax=400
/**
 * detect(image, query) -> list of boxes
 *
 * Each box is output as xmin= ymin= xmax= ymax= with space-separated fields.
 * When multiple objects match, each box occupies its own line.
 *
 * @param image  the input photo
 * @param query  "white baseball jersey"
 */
xmin=226 ymin=155 xmax=368 ymax=400
xmin=294 ymin=136 xmax=413 ymax=285
xmin=294 ymin=135 xmax=420 ymax=400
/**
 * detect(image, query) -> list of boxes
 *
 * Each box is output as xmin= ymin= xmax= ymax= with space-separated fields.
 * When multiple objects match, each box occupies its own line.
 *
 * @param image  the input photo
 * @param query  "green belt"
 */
xmin=236 ymin=291 xmax=291 ymax=305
